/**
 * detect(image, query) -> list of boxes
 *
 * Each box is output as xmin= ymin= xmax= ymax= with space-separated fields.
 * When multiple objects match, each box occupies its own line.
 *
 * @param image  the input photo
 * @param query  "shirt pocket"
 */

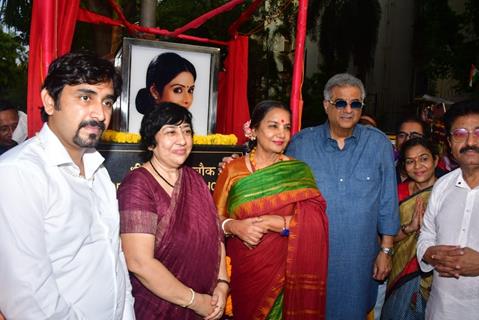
xmin=352 ymin=166 xmax=379 ymax=198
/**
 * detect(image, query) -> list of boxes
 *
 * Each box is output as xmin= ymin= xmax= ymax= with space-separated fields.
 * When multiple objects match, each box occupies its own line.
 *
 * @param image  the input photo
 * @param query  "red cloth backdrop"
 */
xmin=216 ymin=35 xmax=250 ymax=144
xmin=290 ymin=0 xmax=308 ymax=134
xmin=27 ymin=0 xmax=80 ymax=136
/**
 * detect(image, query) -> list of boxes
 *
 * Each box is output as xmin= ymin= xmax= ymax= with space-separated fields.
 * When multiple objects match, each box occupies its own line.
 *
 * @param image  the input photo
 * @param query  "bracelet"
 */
xmin=280 ymin=216 xmax=289 ymax=237
xmin=217 ymin=278 xmax=230 ymax=288
xmin=221 ymin=218 xmax=234 ymax=235
xmin=183 ymin=288 xmax=195 ymax=308
xmin=380 ymin=247 xmax=394 ymax=257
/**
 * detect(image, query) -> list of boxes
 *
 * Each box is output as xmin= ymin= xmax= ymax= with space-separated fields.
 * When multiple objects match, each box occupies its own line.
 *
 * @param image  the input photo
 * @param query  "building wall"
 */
xmin=366 ymin=0 xmax=416 ymax=132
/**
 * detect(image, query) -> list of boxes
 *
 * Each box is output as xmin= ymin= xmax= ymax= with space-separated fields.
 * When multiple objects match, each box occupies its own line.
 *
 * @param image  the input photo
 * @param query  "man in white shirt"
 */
xmin=417 ymin=99 xmax=479 ymax=320
xmin=0 ymin=52 xmax=135 ymax=319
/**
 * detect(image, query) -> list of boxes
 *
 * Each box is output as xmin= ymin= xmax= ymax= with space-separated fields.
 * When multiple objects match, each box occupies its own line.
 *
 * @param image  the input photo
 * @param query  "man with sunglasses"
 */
xmin=287 ymin=73 xmax=399 ymax=319
xmin=417 ymin=99 xmax=479 ymax=320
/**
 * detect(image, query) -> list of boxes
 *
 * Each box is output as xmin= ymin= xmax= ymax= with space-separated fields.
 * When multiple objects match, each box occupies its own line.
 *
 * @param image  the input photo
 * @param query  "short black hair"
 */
xmin=140 ymin=102 xmax=194 ymax=161
xmin=398 ymin=137 xmax=438 ymax=170
xmin=41 ymin=51 xmax=122 ymax=121
xmin=444 ymin=99 xmax=479 ymax=135
xmin=136 ymin=52 xmax=197 ymax=115
xmin=0 ymin=99 xmax=17 ymax=113
xmin=396 ymin=115 xmax=428 ymax=135
xmin=248 ymin=100 xmax=291 ymax=151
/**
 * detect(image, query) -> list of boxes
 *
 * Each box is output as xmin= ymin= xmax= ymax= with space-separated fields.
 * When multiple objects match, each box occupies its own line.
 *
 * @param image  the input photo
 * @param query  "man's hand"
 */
xmin=373 ymin=251 xmax=392 ymax=280
xmin=434 ymin=247 xmax=479 ymax=278
xmin=218 ymin=154 xmax=240 ymax=174
xmin=422 ymin=245 xmax=461 ymax=277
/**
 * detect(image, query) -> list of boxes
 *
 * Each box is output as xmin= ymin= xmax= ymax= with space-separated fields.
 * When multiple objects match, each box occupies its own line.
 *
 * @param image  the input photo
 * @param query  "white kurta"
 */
xmin=0 ymin=124 xmax=135 ymax=319
xmin=417 ymin=168 xmax=479 ymax=320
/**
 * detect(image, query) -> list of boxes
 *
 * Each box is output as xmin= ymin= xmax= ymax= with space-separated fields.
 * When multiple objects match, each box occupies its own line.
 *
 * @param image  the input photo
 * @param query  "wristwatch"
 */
xmin=380 ymin=247 xmax=394 ymax=257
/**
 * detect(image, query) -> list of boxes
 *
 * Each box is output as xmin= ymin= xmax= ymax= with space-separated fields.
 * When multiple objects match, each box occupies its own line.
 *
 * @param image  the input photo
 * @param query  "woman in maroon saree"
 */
xmin=118 ymin=103 xmax=228 ymax=320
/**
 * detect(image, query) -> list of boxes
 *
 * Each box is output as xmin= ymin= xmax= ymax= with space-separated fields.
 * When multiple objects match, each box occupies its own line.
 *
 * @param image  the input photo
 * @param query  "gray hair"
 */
xmin=323 ymin=73 xmax=366 ymax=101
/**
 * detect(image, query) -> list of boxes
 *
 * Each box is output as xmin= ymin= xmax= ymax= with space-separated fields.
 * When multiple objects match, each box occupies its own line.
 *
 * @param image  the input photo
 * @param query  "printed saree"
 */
xmin=381 ymin=187 xmax=433 ymax=320
xmin=119 ymin=166 xmax=221 ymax=320
xmin=214 ymin=159 xmax=328 ymax=320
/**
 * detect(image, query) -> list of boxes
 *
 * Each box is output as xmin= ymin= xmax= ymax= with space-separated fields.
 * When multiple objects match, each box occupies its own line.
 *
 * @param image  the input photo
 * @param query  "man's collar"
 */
xmin=324 ymin=121 xmax=360 ymax=140
xmin=37 ymin=124 xmax=105 ymax=179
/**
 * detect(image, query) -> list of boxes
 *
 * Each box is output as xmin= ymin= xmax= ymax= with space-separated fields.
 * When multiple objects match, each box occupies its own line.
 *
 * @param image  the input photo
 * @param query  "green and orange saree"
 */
xmin=214 ymin=158 xmax=328 ymax=320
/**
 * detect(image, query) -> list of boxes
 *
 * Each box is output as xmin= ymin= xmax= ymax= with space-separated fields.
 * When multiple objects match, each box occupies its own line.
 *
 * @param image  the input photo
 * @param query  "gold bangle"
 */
xmin=183 ymin=288 xmax=195 ymax=308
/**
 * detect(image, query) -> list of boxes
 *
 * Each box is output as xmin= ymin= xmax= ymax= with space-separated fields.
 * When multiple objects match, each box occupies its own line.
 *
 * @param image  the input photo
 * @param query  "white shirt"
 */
xmin=0 ymin=124 xmax=135 ymax=320
xmin=417 ymin=168 xmax=479 ymax=320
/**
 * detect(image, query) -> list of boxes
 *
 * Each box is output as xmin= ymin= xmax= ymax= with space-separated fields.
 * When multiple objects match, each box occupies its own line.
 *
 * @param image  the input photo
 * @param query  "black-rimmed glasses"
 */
xmin=397 ymin=131 xmax=423 ymax=140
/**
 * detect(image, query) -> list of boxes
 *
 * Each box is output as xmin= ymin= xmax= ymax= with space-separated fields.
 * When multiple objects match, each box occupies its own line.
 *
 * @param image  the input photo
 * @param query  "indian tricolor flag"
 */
xmin=469 ymin=64 xmax=478 ymax=87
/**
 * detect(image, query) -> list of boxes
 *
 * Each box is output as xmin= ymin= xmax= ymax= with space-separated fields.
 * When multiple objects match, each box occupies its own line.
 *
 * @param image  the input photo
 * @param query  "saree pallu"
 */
xmin=226 ymin=160 xmax=328 ymax=320
xmin=119 ymin=166 xmax=221 ymax=319
xmin=381 ymin=188 xmax=433 ymax=320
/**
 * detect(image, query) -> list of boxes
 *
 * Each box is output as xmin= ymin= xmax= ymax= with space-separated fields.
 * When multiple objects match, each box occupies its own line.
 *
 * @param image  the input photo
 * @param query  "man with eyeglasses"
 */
xmin=417 ymin=99 xmax=479 ymax=320
xmin=0 ymin=102 xmax=20 ymax=155
xmin=287 ymin=73 xmax=399 ymax=319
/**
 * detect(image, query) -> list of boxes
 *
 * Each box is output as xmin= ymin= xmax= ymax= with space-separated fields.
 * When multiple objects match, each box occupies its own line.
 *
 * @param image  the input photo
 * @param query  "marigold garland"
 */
xmin=225 ymin=255 xmax=233 ymax=316
xmin=101 ymin=130 xmax=238 ymax=145
xmin=101 ymin=130 xmax=141 ymax=143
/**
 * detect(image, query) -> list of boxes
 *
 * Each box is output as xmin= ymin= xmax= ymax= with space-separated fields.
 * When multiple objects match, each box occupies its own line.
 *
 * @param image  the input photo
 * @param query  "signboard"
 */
xmin=98 ymin=143 xmax=245 ymax=191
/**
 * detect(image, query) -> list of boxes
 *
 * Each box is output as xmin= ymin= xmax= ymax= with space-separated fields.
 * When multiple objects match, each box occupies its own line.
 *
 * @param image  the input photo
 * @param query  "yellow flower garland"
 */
xmin=101 ymin=130 xmax=141 ymax=144
xmin=101 ymin=130 xmax=238 ymax=145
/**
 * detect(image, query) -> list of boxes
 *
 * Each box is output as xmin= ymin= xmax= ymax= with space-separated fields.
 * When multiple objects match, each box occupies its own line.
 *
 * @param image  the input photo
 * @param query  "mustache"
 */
xmin=460 ymin=146 xmax=479 ymax=154
xmin=78 ymin=120 xmax=106 ymax=131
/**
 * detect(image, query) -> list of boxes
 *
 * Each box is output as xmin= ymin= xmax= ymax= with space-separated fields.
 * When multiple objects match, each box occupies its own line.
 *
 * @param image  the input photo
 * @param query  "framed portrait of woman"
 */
xmin=113 ymin=38 xmax=220 ymax=135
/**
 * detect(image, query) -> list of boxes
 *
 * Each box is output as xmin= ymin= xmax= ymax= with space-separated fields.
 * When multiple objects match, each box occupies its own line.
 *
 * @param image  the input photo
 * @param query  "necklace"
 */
xmin=249 ymin=147 xmax=284 ymax=172
xmin=149 ymin=160 xmax=175 ymax=188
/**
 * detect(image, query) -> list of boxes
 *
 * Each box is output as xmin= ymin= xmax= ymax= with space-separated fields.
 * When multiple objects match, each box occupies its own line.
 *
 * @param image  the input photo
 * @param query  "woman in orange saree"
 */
xmin=213 ymin=101 xmax=329 ymax=320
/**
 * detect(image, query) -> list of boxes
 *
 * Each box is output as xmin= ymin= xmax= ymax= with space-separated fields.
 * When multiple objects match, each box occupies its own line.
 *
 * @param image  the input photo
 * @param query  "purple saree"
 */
xmin=118 ymin=166 xmax=221 ymax=320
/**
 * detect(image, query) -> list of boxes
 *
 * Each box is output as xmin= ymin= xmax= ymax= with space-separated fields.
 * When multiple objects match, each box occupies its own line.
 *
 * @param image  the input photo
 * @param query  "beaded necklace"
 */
xmin=248 ymin=147 xmax=284 ymax=172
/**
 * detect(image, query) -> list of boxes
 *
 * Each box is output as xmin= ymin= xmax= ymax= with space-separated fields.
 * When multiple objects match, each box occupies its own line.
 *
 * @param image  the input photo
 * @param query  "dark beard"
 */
xmin=73 ymin=120 xmax=105 ymax=148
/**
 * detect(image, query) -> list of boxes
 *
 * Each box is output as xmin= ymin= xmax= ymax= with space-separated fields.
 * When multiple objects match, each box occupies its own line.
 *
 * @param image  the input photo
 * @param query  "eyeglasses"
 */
xmin=450 ymin=128 xmax=479 ymax=142
xmin=328 ymin=99 xmax=364 ymax=109
xmin=397 ymin=131 xmax=423 ymax=140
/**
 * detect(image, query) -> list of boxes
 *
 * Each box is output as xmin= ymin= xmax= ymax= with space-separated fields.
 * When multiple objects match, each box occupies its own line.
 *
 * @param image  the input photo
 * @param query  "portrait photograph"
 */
xmin=116 ymin=38 xmax=220 ymax=135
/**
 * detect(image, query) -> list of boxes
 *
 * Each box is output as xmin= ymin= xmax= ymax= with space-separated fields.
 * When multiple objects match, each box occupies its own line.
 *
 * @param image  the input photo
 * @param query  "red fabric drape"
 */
xmin=290 ymin=0 xmax=308 ymax=134
xmin=216 ymin=35 xmax=250 ymax=144
xmin=27 ymin=0 xmax=80 ymax=136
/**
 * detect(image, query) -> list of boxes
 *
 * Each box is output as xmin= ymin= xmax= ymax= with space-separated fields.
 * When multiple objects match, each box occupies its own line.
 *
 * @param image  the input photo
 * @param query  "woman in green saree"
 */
xmin=381 ymin=137 xmax=440 ymax=319
xmin=213 ymin=101 xmax=328 ymax=320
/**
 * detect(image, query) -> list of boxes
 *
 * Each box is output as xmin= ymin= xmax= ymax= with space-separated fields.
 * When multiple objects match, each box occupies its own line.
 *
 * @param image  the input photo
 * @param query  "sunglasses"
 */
xmin=328 ymin=99 xmax=364 ymax=109
xmin=450 ymin=128 xmax=479 ymax=142
xmin=397 ymin=131 xmax=423 ymax=140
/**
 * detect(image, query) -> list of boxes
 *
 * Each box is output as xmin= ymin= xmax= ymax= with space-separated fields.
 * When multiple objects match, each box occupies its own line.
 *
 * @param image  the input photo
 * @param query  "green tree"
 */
xmin=413 ymin=0 xmax=479 ymax=94
xmin=302 ymin=0 xmax=382 ymax=128
xmin=0 ymin=29 xmax=27 ymax=109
